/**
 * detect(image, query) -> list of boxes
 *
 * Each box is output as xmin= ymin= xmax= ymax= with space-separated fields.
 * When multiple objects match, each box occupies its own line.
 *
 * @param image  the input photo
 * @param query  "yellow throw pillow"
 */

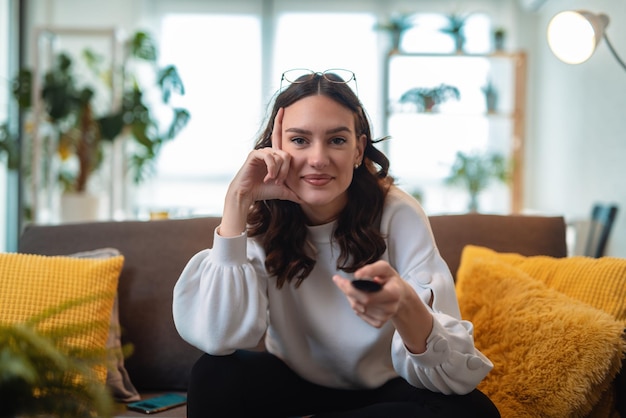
xmin=459 ymin=245 xmax=626 ymax=323
xmin=458 ymin=245 xmax=626 ymax=418
xmin=456 ymin=257 xmax=625 ymax=418
xmin=0 ymin=252 xmax=123 ymax=383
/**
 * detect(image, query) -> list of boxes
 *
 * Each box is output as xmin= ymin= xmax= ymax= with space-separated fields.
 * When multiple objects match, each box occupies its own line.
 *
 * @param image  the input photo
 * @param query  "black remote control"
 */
xmin=351 ymin=279 xmax=383 ymax=292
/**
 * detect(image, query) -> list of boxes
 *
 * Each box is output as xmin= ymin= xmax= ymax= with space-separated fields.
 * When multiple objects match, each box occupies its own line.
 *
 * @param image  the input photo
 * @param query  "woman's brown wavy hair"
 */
xmin=248 ymin=72 xmax=393 ymax=288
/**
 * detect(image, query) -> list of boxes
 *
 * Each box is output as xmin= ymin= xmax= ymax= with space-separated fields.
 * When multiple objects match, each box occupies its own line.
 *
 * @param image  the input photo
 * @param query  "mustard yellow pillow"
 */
xmin=0 ymin=252 xmax=123 ymax=383
xmin=459 ymin=245 xmax=626 ymax=323
xmin=456 ymin=258 xmax=625 ymax=418
xmin=458 ymin=245 xmax=626 ymax=418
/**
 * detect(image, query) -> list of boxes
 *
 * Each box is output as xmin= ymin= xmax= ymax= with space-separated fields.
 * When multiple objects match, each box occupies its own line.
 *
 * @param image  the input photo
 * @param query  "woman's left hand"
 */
xmin=332 ymin=260 xmax=414 ymax=328
xmin=334 ymin=260 xmax=433 ymax=353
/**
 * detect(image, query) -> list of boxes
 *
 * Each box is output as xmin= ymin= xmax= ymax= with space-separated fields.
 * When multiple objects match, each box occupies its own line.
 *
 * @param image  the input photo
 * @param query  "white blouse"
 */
xmin=173 ymin=186 xmax=492 ymax=395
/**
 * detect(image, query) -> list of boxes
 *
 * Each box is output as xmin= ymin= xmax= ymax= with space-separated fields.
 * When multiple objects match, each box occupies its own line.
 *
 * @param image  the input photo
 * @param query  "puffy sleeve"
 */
xmin=172 ymin=227 xmax=269 ymax=355
xmin=383 ymin=191 xmax=493 ymax=394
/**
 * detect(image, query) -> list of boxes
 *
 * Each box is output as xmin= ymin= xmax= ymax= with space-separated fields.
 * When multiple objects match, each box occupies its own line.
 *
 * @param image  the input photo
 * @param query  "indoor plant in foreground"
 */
xmin=0 ymin=294 xmax=115 ymax=418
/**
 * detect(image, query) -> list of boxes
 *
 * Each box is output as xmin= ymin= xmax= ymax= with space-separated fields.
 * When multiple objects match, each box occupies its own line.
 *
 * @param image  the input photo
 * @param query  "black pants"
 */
xmin=187 ymin=350 xmax=500 ymax=418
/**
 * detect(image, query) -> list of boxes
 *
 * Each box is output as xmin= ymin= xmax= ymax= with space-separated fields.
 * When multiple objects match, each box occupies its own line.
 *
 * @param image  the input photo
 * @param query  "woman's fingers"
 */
xmin=262 ymin=149 xmax=284 ymax=183
xmin=333 ymin=275 xmax=395 ymax=328
xmin=272 ymin=108 xmax=284 ymax=151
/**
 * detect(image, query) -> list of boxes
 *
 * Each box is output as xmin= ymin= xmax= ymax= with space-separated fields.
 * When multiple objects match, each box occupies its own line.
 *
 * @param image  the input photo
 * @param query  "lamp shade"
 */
xmin=547 ymin=10 xmax=609 ymax=64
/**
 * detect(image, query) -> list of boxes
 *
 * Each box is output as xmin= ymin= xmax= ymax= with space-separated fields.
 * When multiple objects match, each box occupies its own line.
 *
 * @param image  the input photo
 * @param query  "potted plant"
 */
xmin=399 ymin=84 xmax=460 ymax=112
xmin=444 ymin=150 xmax=508 ymax=212
xmin=493 ymin=27 xmax=506 ymax=52
xmin=440 ymin=12 xmax=470 ymax=53
xmin=374 ymin=12 xmax=416 ymax=52
xmin=13 ymin=31 xmax=190 ymax=220
xmin=482 ymin=78 xmax=498 ymax=113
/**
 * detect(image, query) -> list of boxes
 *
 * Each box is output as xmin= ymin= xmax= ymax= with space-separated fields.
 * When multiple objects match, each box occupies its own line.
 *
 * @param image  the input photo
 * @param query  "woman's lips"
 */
xmin=302 ymin=174 xmax=333 ymax=186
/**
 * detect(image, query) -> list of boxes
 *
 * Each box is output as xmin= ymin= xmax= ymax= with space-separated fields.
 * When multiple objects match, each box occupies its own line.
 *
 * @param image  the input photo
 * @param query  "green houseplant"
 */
xmin=444 ymin=150 xmax=508 ymax=212
xmin=0 ymin=122 xmax=19 ymax=171
xmin=482 ymin=78 xmax=498 ymax=113
xmin=0 ymin=293 xmax=116 ymax=418
xmin=493 ymin=27 xmax=506 ymax=51
xmin=14 ymin=30 xmax=190 ymax=194
xmin=399 ymin=84 xmax=460 ymax=112
xmin=374 ymin=12 xmax=416 ymax=52
xmin=440 ymin=12 xmax=470 ymax=52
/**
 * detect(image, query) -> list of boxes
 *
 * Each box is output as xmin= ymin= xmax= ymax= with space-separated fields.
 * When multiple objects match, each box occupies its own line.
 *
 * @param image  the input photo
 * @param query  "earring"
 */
xmin=354 ymin=162 xmax=360 ymax=169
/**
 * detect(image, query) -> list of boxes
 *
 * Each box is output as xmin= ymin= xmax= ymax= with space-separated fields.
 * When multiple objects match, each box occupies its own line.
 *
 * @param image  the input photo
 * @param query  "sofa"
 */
xmin=15 ymin=213 xmax=626 ymax=417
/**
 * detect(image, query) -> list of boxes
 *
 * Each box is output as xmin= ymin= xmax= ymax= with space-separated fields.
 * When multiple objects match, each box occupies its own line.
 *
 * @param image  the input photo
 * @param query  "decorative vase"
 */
xmin=455 ymin=34 xmax=465 ymax=53
xmin=390 ymin=30 xmax=402 ymax=52
xmin=485 ymin=89 xmax=498 ymax=113
xmin=60 ymin=192 xmax=102 ymax=223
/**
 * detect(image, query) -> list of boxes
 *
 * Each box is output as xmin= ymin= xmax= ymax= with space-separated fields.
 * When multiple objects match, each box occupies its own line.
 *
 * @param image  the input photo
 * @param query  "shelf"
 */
xmin=383 ymin=51 xmax=527 ymax=214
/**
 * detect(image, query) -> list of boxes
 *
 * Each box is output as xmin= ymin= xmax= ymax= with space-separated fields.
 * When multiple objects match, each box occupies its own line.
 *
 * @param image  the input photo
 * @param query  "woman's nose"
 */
xmin=308 ymin=143 xmax=329 ymax=168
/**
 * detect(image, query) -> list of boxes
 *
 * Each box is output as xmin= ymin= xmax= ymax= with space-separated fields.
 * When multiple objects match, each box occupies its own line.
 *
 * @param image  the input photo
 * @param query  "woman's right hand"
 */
xmin=219 ymin=108 xmax=301 ymax=236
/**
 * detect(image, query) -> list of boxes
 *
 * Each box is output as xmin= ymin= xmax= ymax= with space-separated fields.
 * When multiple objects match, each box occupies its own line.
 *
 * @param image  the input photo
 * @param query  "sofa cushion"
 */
xmin=456 ymin=254 xmax=625 ymax=418
xmin=69 ymin=248 xmax=140 ymax=403
xmin=0 ymin=252 xmax=123 ymax=383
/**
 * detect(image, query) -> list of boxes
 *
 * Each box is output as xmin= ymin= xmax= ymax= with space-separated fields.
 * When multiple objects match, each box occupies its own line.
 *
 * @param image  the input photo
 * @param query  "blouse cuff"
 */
xmin=403 ymin=319 xmax=450 ymax=367
xmin=209 ymin=226 xmax=248 ymax=265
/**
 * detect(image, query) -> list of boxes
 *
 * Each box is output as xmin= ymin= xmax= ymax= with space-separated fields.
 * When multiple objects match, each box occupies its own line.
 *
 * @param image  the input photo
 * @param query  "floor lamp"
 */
xmin=547 ymin=10 xmax=626 ymax=71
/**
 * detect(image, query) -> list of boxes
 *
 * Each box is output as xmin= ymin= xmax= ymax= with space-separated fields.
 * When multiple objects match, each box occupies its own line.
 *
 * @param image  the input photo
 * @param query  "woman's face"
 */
xmin=280 ymin=95 xmax=365 ymax=225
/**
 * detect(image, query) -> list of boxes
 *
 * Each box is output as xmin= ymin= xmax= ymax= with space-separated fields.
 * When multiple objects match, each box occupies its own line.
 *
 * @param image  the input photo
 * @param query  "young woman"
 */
xmin=173 ymin=69 xmax=500 ymax=417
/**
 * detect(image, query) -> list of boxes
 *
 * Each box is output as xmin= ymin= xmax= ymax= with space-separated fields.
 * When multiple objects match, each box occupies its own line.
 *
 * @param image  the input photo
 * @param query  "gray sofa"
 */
xmin=19 ymin=213 xmax=622 ymax=417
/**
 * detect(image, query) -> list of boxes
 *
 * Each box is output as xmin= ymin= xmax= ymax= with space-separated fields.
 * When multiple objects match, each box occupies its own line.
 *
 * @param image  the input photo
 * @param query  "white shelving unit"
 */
xmin=382 ymin=51 xmax=527 ymax=214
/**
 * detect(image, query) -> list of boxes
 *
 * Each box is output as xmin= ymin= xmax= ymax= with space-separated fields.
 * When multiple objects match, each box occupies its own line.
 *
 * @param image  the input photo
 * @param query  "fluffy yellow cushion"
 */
xmin=458 ymin=245 xmax=626 ymax=418
xmin=459 ymin=245 xmax=626 ymax=323
xmin=456 ymin=257 xmax=625 ymax=418
xmin=0 ymin=252 xmax=123 ymax=383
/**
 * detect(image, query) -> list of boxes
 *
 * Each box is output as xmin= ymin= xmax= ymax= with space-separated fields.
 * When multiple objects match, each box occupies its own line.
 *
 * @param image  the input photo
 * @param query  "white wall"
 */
xmin=527 ymin=0 xmax=626 ymax=257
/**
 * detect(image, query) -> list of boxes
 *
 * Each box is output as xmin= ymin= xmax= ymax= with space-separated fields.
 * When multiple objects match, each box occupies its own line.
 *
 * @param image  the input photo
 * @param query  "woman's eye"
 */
xmin=291 ymin=137 xmax=307 ymax=145
xmin=330 ymin=137 xmax=347 ymax=145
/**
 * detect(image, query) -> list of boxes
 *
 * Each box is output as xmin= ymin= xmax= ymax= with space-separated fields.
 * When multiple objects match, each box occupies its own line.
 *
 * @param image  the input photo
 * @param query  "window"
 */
xmin=126 ymin=5 xmax=515 ymax=218
xmin=135 ymin=13 xmax=263 ymax=217
xmin=136 ymin=5 xmax=380 ymax=218
xmin=272 ymin=11 xmax=379 ymax=124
